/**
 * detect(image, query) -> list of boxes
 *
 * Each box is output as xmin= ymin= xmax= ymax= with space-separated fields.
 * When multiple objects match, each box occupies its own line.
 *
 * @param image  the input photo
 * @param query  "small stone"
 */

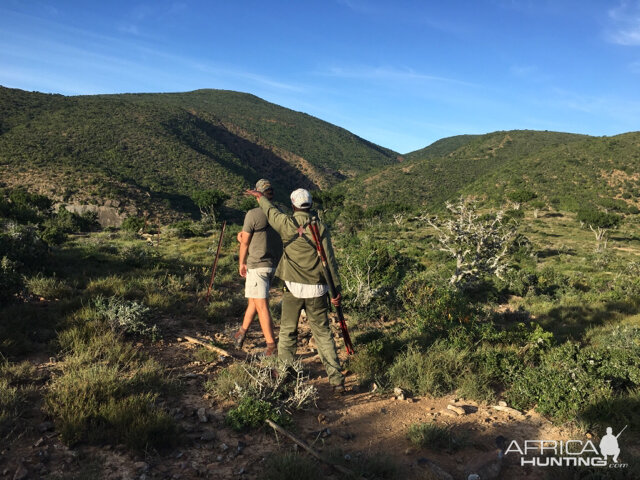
xmin=134 ymin=462 xmax=149 ymax=472
xmin=200 ymin=432 xmax=216 ymax=442
xmin=498 ymin=400 xmax=507 ymax=407
xmin=380 ymin=408 xmax=387 ymax=414
xmin=219 ymin=443 xmax=229 ymax=452
xmin=441 ymin=409 xmax=458 ymax=418
xmin=216 ymin=455 xmax=224 ymax=462
xmin=197 ymin=408 xmax=208 ymax=423
xmin=586 ymin=433 xmax=593 ymax=439
xmin=317 ymin=414 xmax=327 ymax=424
xmin=34 ymin=437 xmax=45 ymax=447
xmin=176 ymin=337 xmax=183 ymax=342
xmin=237 ymin=441 xmax=246 ymax=454
xmin=447 ymin=405 xmax=466 ymax=416
xmin=404 ymin=448 xmax=415 ymax=455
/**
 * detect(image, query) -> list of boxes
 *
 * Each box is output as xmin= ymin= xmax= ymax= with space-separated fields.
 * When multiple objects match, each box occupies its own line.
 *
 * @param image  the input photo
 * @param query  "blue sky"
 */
xmin=1 ymin=0 xmax=639 ymax=153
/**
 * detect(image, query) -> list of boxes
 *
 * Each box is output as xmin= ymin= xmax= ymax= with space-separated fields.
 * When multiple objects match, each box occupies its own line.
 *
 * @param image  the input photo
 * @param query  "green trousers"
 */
xmin=278 ymin=291 xmax=344 ymax=386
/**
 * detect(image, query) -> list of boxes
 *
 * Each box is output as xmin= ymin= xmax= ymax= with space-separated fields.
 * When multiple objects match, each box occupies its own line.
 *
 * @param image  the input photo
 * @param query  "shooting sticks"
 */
xmin=205 ymin=221 xmax=226 ymax=303
xmin=308 ymin=219 xmax=355 ymax=355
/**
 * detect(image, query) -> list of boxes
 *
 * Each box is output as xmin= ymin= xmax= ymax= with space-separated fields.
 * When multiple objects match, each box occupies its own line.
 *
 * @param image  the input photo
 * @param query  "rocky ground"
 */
xmin=0 ymin=311 xmax=603 ymax=480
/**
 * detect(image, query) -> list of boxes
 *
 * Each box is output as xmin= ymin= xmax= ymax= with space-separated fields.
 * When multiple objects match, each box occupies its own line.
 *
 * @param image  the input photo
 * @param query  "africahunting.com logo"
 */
xmin=504 ymin=426 xmax=629 ymax=469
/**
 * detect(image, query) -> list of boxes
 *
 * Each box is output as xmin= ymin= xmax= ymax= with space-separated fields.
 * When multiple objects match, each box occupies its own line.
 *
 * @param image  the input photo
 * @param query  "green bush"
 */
xmin=400 ymin=275 xmax=474 ymax=333
xmin=225 ymin=396 xmax=290 ymax=431
xmin=121 ymin=216 xmax=146 ymax=232
xmin=388 ymin=343 xmax=470 ymax=396
xmin=348 ymin=331 xmax=401 ymax=387
xmin=576 ymin=208 xmax=621 ymax=229
xmin=507 ymin=342 xmax=613 ymax=421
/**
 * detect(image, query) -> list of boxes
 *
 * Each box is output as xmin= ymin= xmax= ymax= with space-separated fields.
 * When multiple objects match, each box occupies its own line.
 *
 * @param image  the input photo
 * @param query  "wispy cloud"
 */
xmin=322 ymin=65 xmax=477 ymax=87
xmin=509 ymin=64 xmax=553 ymax=82
xmin=606 ymin=0 xmax=640 ymax=46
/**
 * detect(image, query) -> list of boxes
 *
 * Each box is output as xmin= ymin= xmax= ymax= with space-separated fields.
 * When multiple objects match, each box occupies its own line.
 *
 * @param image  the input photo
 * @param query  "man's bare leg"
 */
xmin=253 ymin=298 xmax=275 ymax=343
xmin=235 ymin=299 xmax=257 ymax=348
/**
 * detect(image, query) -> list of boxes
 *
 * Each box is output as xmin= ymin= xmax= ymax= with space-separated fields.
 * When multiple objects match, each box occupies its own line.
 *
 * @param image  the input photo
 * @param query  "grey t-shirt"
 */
xmin=242 ymin=207 xmax=282 ymax=269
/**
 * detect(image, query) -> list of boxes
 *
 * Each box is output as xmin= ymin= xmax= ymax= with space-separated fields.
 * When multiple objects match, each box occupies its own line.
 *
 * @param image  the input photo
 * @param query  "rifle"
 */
xmin=308 ymin=219 xmax=354 ymax=355
xmin=206 ymin=221 xmax=226 ymax=303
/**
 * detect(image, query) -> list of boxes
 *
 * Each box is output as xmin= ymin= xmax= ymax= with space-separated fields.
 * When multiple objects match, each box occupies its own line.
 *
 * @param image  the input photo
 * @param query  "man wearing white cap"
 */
xmin=245 ymin=187 xmax=345 ymax=392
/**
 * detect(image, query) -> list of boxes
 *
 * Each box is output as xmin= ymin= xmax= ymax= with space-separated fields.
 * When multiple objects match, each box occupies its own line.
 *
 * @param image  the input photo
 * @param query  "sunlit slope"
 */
xmin=0 ymin=86 xmax=398 ymax=213
xmin=337 ymin=130 xmax=640 ymax=213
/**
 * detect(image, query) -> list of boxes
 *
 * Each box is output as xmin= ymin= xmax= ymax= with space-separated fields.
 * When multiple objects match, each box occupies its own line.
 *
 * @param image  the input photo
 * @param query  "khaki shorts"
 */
xmin=245 ymin=267 xmax=275 ymax=299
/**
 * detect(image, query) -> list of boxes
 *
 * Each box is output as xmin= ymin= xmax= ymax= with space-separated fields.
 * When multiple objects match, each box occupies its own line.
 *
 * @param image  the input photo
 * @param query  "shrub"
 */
xmin=45 ymin=326 xmax=175 ymax=450
xmin=400 ymin=275 xmax=474 ymax=333
xmin=407 ymin=422 xmax=467 ymax=451
xmin=425 ymin=198 xmax=518 ymax=288
xmin=25 ymin=274 xmax=73 ymax=299
xmin=225 ymin=396 xmax=290 ymax=431
xmin=506 ymin=342 xmax=613 ymax=421
xmin=388 ymin=343 xmax=470 ymax=397
xmin=92 ymin=296 xmax=159 ymax=341
xmin=208 ymin=357 xmax=316 ymax=430
xmin=348 ymin=331 xmax=401 ymax=387
xmin=121 ymin=216 xmax=146 ymax=233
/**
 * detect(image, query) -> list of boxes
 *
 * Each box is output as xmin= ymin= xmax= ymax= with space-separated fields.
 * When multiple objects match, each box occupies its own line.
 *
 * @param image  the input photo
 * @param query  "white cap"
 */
xmin=290 ymin=188 xmax=312 ymax=208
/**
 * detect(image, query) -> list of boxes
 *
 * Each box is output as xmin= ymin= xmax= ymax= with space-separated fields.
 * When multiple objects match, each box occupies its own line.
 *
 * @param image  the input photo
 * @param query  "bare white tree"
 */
xmin=426 ymin=198 xmax=517 ymax=288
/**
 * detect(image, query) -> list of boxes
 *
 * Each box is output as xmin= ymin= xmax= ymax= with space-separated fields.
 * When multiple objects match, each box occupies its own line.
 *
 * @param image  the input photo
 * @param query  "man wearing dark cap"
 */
xmin=245 ymin=187 xmax=345 ymax=392
xmin=234 ymin=179 xmax=282 ymax=356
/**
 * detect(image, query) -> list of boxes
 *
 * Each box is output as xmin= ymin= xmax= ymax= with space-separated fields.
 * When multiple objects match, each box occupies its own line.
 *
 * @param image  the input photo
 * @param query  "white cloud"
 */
xmin=607 ymin=0 xmax=640 ymax=46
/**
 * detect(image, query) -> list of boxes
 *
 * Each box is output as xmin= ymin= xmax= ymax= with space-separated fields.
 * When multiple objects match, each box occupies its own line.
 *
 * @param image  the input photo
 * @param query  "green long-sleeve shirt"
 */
xmin=257 ymin=196 xmax=341 ymax=292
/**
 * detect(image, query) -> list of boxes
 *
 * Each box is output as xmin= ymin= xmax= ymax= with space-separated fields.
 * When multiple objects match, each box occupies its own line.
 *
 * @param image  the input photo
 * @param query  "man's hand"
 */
xmin=239 ymin=264 xmax=248 ymax=278
xmin=245 ymin=189 xmax=263 ymax=200
xmin=330 ymin=292 xmax=341 ymax=307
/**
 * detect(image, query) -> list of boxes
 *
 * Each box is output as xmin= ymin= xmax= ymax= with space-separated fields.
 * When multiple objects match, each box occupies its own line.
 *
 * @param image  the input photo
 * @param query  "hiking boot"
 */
xmin=233 ymin=329 xmax=246 ymax=349
xmin=257 ymin=343 xmax=277 ymax=358
xmin=264 ymin=342 xmax=277 ymax=357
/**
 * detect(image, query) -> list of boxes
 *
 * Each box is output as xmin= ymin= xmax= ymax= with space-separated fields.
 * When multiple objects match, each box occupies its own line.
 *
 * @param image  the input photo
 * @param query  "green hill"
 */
xmin=0 ymin=86 xmax=399 ymax=220
xmin=336 ymin=130 xmax=640 ymax=214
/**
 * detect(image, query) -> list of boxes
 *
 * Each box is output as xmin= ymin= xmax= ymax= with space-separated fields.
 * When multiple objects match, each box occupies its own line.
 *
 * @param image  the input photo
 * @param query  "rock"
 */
xmin=492 ymin=405 xmax=524 ymax=417
xmin=200 ymin=431 xmax=216 ymax=442
xmin=321 ymin=428 xmax=331 ymax=438
xmin=318 ymin=414 xmax=327 ymax=424
xmin=404 ymin=448 xmax=415 ymax=455
xmin=219 ymin=443 xmax=229 ymax=452
xmin=441 ymin=409 xmax=458 ymax=418
xmin=134 ymin=462 xmax=149 ymax=472
xmin=13 ymin=464 xmax=29 ymax=480
xmin=498 ymin=400 xmax=507 ymax=407
xmin=586 ymin=432 xmax=593 ymax=439
xmin=236 ymin=441 xmax=246 ymax=454
xmin=197 ymin=408 xmax=208 ymax=423
xmin=447 ymin=404 xmax=466 ymax=416
xmin=34 ymin=437 xmax=45 ymax=447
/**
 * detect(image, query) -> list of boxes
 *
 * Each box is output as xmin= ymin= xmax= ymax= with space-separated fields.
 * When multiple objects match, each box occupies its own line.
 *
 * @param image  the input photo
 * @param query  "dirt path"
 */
xmin=0 ymin=310 xmax=584 ymax=480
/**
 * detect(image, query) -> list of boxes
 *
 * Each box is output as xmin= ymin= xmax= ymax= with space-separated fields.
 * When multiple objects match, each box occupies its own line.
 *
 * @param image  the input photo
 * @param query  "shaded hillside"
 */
xmin=336 ymin=130 xmax=640 ymax=213
xmin=0 ymin=87 xmax=398 ymax=219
